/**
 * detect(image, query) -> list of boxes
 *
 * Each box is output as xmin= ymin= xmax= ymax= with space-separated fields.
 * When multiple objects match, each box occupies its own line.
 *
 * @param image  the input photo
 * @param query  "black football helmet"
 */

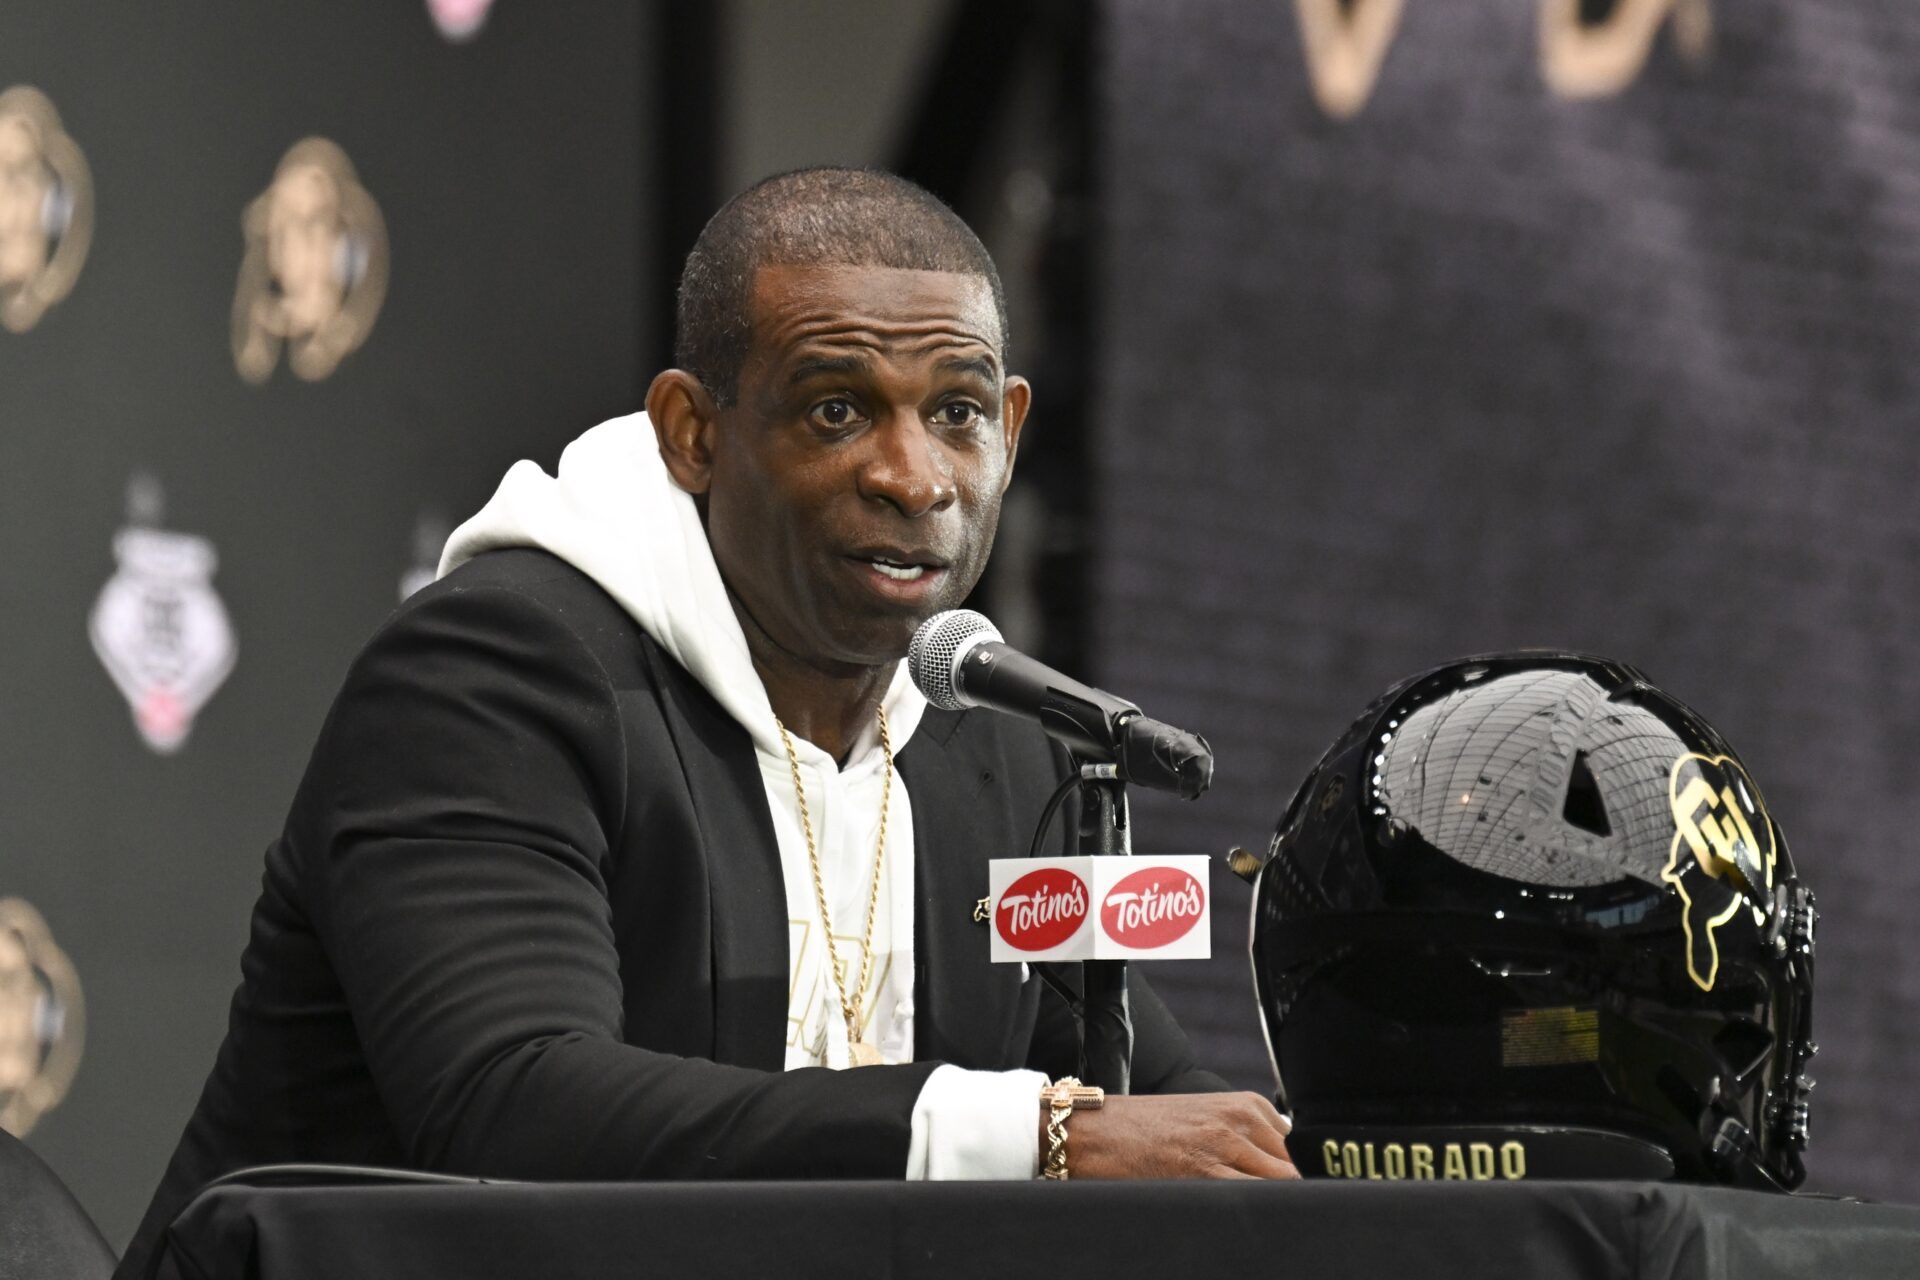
xmin=1247 ymin=653 xmax=1815 ymax=1190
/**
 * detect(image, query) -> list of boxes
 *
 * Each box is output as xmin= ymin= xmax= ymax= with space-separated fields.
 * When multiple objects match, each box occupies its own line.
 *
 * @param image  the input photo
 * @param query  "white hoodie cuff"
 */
xmin=905 ymin=1065 xmax=1047 ymax=1180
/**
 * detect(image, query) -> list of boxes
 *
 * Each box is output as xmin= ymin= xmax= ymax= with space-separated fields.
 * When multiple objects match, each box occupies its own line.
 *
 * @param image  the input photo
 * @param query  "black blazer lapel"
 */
xmin=901 ymin=708 xmax=1034 ymax=1070
xmin=645 ymin=645 xmax=790 ymax=1072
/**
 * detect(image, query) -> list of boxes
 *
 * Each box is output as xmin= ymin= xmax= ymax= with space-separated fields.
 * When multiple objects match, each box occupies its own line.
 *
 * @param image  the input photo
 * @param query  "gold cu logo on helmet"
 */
xmin=0 ymin=85 xmax=93 ymax=335
xmin=1662 ymin=753 xmax=1777 ymax=993
xmin=232 ymin=137 xmax=387 ymax=383
xmin=0 ymin=899 xmax=85 ymax=1138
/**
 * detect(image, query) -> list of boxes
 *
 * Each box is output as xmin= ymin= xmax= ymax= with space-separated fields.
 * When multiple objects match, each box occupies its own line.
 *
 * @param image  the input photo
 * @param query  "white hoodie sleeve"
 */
xmin=904 ymin=1064 xmax=1047 ymax=1179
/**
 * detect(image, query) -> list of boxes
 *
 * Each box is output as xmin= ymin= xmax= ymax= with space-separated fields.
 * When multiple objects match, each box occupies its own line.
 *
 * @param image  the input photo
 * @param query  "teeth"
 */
xmin=869 ymin=560 xmax=926 ymax=581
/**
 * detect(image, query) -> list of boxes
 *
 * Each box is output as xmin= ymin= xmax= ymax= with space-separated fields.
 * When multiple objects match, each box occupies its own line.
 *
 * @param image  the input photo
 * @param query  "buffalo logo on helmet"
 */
xmin=1663 ymin=752 xmax=1777 ymax=993
xmin=89 ymin=476 xmax=238 ymax=754
xmin=0 ymin=85 xmax=93 ymax=335
xmin=0 ymin=899 xmax=84 ymax=1139
xmin=233 ymin=138 xmax=387 ymax=384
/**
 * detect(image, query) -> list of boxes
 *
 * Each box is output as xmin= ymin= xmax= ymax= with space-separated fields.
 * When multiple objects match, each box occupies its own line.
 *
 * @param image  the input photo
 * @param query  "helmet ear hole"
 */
xmin=1562 ymin=751 xmax=1611 ymax=836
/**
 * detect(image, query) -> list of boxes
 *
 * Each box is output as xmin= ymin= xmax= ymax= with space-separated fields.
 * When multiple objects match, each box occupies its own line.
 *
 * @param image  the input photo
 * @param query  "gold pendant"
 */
xmin=848 ymin=1039 xmax=883 ymax=1067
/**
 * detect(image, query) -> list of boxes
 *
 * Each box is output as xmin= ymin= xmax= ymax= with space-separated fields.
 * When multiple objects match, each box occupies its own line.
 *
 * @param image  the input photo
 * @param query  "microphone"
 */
xmin=908 ymin=609 xmax=1213 ymax=799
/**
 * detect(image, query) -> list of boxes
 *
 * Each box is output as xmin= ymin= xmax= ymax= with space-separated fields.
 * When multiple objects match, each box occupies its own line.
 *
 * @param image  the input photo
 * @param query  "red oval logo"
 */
xmin=996 ymin=868 xmax=1090 ymax=951
xmin=1101 ymin=866 xmax=1206 ymax=949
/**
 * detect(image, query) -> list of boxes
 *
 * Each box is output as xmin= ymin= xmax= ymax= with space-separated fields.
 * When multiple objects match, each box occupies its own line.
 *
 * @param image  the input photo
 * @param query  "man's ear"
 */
xmin=647 ymin=369 xmax=719 ymax=496
xmin=997 ymin=375 xmax=1033 ymax=494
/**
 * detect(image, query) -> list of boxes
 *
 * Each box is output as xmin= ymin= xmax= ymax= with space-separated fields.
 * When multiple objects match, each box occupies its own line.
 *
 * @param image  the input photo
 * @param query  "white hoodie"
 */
xmin=440 ymin=411 xmax=1044 ymax=1178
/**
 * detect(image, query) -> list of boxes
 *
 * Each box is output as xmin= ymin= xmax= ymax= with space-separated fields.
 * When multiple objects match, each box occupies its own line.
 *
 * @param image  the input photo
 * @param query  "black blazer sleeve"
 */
xmin=293 ymin=580 xmax=939 ymax=1180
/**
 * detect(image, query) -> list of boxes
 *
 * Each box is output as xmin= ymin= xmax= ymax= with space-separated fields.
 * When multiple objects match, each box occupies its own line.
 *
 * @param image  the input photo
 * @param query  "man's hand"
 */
xmin=1046 ymin=1091 xmax=1299 ymax=1180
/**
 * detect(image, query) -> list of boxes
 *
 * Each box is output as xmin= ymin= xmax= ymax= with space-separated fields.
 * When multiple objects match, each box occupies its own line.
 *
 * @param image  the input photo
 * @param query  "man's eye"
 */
xmin=809 ymin=399 xmax=859 ymax=429
xmin=938 ymin=402 xmax=982 ymax=428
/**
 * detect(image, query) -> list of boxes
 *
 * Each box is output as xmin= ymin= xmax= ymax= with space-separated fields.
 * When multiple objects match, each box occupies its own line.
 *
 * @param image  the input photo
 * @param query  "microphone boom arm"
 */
xmin=968 ymin=644 xmax=1214 ymax=799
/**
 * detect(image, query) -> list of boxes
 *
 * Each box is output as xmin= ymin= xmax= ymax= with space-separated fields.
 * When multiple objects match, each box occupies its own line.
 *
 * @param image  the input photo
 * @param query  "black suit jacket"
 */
xmin=118 ymin=549 xmax=1224 ymax=1278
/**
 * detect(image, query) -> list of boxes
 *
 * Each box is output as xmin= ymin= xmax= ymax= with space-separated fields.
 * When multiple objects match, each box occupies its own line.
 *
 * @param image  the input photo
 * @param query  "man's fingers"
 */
xmin=1251 ymin=1094 xmax=1293 ymax=1136
xmin=1241 ymin=1116 xmax=1294 ymax=1167
xmin=1242 ymin=1148 xmax=1301 ymax=1180
xmin=1226 ymin=1094 xmax=1293 ymax=1165
xmin=1211 ymin=1136 xmax=1299 ymax=1181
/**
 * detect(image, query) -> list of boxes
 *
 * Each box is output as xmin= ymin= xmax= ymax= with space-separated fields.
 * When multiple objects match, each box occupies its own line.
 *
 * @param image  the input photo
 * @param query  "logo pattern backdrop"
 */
xmin=0 ymin=0 xmax=653 ymax=1244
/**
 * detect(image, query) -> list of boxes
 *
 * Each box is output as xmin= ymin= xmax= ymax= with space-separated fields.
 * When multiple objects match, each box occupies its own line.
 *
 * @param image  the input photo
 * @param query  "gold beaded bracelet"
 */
xmin=1040 ymin=1076 xmax=1105 ymax=1180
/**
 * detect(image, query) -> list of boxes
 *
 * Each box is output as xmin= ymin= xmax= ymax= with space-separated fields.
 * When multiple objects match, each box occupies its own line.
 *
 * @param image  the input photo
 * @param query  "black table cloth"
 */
xmin=151 ymin=1176 xmax=1920 ymax=1280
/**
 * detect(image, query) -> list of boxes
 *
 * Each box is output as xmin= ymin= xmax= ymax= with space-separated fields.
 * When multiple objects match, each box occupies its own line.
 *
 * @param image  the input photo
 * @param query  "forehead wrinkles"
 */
xmin=764 ymin=302 xmax=998 ymax=357
xmin=747 ymin=265 xmax=1002 ymax=367
xmin=786 ymin=320 xmax=996 ymax=366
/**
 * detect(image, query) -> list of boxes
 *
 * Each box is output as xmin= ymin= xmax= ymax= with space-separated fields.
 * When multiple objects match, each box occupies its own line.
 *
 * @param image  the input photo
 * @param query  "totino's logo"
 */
xmin=1101 ymin=867 xmax=1205 ymax=949
xmin=1321 ymin=1137 xmax=1527 ymax=1181
xmin=1662 ymin=753 xmax=1777 ymax=993
xmin=233 ymin=137 xmax=387 ymax=383
xmin=0 ymin=899 xmax=84 ymax=1139
xmin=996 ymin=869 xmax=1089 ymax=951
xmin=0 ymin=85 xmax=92 ymax=334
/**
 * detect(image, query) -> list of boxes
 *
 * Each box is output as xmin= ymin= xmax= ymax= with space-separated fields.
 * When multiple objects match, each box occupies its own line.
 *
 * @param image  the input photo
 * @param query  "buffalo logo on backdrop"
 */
xmin=1293 ymin=0 xmax=1712 ymax=118
xmin=232 ymin=137 xmax=388 ymax=384
xmin=995 ymin=867 xmax=1090 ymax=952
xmin=89 ymin=475 xmax=238 ymax=755
xmin=1661 ymin=752 xmax=1778 ymax=992
xmin=0 ymin=898 xmax=84 ymax=1139
xmin=427 ymin=0 xmax=498 ymax=42
xmin=0 ymin=85 xmax=93 ymax=335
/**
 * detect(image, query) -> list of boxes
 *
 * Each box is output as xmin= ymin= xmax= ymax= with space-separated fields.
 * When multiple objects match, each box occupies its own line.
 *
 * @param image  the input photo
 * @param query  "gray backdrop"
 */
xmin=1096 ymin=0 xmax=1920 ymax=1203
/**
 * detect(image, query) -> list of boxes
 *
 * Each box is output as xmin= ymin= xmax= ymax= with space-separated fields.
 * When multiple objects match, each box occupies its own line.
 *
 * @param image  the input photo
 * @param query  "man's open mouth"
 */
xmin=866 ymin=555 xmax=928 ymax=582
xmin=848 ymin=547 xmax=952 ymax=586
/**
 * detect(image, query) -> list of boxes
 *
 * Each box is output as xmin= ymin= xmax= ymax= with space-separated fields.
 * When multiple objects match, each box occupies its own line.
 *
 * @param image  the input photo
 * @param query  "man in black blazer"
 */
xmin=117 ymin=168 xmax=1293 ymax=1280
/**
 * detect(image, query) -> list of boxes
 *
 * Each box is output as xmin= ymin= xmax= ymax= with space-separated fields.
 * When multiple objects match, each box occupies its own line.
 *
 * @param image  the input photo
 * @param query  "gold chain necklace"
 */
xmin=774 ymin=705 xmax=892 ymax=1068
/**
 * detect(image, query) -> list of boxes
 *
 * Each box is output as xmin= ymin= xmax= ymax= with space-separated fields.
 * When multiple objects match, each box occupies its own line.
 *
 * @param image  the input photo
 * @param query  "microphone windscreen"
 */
xmin=908 ymin=609 xmax=999 ymax=710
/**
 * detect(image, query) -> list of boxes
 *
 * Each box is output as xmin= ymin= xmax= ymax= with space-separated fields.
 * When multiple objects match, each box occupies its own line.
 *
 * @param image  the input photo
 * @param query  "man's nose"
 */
xmin=858 ymin=413 xmax=958 ymax=518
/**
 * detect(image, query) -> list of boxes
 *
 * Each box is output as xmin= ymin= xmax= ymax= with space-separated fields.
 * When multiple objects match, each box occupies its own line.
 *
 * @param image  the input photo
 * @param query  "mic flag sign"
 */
xmin=987 ymin=857 xmax=1212 ymax=962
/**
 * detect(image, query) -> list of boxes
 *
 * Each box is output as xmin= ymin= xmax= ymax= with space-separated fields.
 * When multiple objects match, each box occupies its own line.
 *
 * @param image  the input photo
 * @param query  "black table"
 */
xmin=152 ymin=1177 xmax=1920 ymax=1280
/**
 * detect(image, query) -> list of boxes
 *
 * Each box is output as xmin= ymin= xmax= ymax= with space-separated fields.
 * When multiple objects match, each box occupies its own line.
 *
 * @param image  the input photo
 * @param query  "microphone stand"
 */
xmin=1075 ymin=761 xmax=1133 ymax=1094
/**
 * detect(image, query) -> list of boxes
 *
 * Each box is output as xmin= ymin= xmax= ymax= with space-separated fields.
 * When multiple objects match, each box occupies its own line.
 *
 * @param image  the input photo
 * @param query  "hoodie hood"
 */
xmin=439 ymin=411 xmax=926 ymax=761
